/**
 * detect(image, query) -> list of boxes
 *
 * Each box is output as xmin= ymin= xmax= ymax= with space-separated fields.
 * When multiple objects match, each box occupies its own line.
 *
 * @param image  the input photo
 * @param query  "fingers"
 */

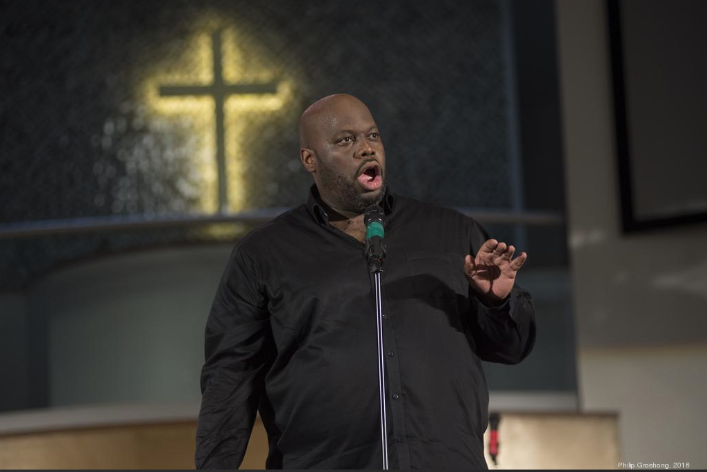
xmin=479 ymin=239 xmax=499 ymax=254
xmin=488 ymin=240 xmax=512 ymax=263
xmin=510 ymin=252 xmax=528 ymax=271
xmin=493 ymin=242 xmax=507 ymax=256
xmin=477 ymin=239 xmax=526 ymax=272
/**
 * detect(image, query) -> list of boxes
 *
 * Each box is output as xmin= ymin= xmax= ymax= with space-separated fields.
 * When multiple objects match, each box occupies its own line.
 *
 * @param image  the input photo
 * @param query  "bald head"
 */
xmin=297 ymin=93 xmax=386 ymax=214
xmin=299 ymin=94 xmax=375 ymax=148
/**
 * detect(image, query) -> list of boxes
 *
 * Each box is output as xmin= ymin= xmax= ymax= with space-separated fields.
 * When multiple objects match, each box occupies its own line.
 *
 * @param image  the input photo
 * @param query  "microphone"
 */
xmin=364 ymin=205 xmax=386 ymax=273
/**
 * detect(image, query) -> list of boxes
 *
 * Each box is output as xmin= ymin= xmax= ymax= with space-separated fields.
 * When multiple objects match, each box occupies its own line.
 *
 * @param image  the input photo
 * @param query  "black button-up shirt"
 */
xmin=196 ymin=187 xmax=536 ymax=470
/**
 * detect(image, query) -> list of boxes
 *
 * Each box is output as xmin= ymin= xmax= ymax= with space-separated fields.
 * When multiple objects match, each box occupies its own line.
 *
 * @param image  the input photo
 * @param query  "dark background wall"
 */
xmin=0 ymin=0 xmax=538 ymax=289
xmin=0 ymin=0 xmax=572 ymax=411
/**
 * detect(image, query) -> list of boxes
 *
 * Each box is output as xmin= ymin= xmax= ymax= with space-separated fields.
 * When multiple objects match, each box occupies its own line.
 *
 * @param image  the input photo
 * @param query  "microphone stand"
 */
xmin=364 ymin=206 xmax=388 ymax=470
xmin=372 ymin=266 xmax=388 ymax=470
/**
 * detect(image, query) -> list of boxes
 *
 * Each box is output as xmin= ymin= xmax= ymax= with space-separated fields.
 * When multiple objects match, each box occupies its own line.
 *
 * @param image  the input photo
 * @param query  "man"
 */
xmin=196 ymin=94 xmax=536 ymax=469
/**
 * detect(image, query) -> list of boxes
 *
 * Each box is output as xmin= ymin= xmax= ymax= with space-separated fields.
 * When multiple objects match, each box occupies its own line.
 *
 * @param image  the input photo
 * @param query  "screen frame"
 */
xmin=607 ymin=0 xmax=707 ymax=233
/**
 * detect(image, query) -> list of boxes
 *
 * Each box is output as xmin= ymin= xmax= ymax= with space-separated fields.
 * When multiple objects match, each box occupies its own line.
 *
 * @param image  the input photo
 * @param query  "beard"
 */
xmin=317 ymin=159 xmax=385 ymax=214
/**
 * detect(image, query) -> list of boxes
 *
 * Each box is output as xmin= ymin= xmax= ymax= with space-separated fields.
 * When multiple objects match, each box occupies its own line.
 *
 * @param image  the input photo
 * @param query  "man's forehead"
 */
xmin=300 ymin=94 xmax=377 ymax=145
xmin=305 ymin=93 xmax=361 ymax=112
xmin=306 ymin=94 xmax=373 ymax=120
xmin=319 ymin=101 xmax=375 ymax=129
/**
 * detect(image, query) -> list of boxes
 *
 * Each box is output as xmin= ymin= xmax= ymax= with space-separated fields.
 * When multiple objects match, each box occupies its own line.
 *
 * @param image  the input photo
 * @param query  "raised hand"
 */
xmin=464 ymin=239 xmax=527 ymax=305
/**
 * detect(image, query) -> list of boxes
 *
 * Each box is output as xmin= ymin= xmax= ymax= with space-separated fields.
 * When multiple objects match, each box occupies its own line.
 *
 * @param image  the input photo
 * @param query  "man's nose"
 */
xmin=356 ymin=139 xmax=375 ymax=158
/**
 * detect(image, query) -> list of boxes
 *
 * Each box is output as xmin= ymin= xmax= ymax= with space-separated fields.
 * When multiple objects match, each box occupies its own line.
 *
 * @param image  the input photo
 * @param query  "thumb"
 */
xmin=464 ymin=254 xmax=476 ymax=277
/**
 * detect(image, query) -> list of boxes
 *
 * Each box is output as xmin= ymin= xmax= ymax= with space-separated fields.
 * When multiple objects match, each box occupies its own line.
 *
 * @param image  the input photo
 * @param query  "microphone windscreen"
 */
xmin=363 ymin=204 xmax=385 ymax=226
xmin=364 ymin=205 xmax=385 ymax=241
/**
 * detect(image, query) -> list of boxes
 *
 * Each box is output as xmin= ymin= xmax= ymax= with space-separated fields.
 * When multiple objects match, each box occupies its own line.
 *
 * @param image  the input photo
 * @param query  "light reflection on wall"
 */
xmin=219 ymin=28 xmax=292 ymax=211
xmin=142 ymin=32 xmax=216 ymax=213
xmin=142 ymin=26 xmax=292 ymax=214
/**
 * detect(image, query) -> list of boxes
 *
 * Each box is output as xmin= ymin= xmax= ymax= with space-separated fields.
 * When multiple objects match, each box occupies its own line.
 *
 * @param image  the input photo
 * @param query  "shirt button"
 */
xmin=387 ymin=351 xmax=394 ymax=357
xmin=392 ymin=393 xmax=400 ymax=400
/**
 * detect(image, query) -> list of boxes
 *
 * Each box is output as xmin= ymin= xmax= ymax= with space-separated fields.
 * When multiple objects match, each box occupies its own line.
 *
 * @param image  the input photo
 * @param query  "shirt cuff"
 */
xmin=477 ymin=294 xmax=516 ymax=323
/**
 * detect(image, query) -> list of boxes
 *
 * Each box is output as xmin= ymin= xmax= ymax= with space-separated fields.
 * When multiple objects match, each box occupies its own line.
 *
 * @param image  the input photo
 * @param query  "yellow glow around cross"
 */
xmin=222 ymin=28 xmax=293 ymax=212
xmin=143 ymin=32 xmax=217 ymax=213
xmin=224 ymin=85 xmax=293 ymax=211
xmin=142 ymin=27 xmax=291 ymax=214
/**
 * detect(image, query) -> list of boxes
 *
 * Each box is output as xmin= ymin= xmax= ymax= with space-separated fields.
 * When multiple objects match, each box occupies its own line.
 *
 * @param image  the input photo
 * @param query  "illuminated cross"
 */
xmin=159 ymin=29 xmax=279 ymax=214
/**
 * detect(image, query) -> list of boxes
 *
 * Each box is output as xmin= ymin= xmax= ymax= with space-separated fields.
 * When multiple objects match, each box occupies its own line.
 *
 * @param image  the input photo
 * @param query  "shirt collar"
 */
xmin=306 ymin=184 xmax=396 ymax=226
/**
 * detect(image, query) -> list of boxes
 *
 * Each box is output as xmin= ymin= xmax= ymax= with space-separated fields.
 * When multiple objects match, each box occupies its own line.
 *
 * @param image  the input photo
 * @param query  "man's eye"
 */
xmin=339 ymin=136 xmax=354 ymax=144
xmin=369 ymin=132 xmax=379 ymax=139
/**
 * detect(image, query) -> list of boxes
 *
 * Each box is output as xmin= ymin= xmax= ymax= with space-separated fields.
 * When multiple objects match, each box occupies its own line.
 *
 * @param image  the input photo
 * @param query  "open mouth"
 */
xmin=356 ymin=162 xmax=383 ymax=191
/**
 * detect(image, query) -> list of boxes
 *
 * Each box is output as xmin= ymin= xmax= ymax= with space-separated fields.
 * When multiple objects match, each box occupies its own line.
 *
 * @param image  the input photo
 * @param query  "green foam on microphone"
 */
xmin=366 ymin=221 xmax=384 ymax=240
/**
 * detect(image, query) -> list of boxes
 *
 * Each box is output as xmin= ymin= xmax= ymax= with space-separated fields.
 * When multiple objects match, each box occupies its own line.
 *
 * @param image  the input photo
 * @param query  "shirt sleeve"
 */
xmin=464 ymin=219 xmax=537 ymax=365
xmin=195 ymin=244 xmax=275 ymax=469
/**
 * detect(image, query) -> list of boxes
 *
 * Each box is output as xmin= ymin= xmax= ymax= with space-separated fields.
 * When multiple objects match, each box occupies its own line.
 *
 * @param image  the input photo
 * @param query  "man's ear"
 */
xmin=300 ymin=148 xmax=316 ymax=174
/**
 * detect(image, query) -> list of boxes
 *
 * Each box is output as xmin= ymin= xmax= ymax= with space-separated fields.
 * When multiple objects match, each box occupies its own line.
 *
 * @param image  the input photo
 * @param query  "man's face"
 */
xmin=301 ymin=96 xmax=386 ymax=214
